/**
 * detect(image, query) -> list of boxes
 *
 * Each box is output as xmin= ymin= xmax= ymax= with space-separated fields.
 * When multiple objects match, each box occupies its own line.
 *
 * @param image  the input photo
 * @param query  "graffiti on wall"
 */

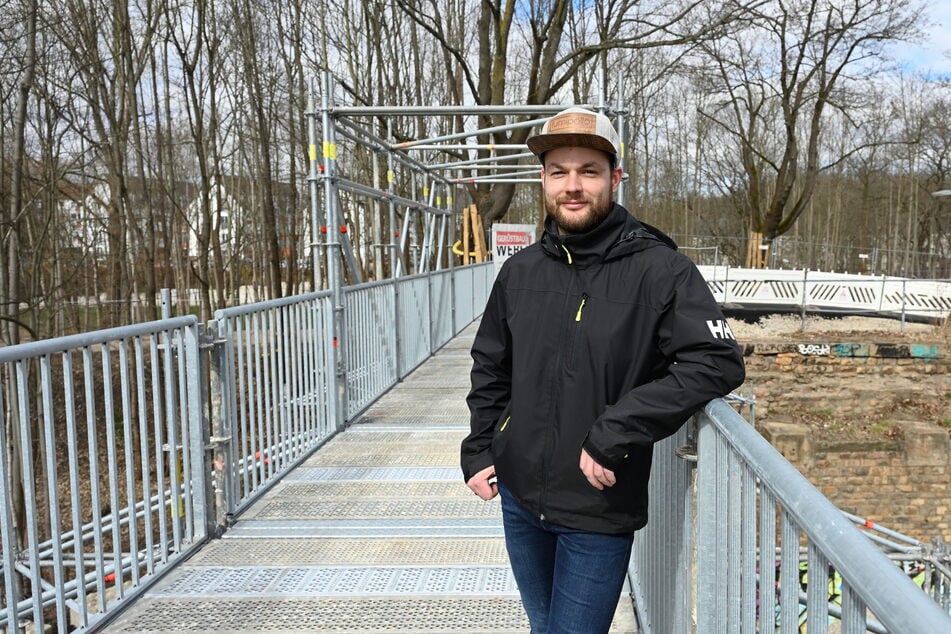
xmin=797 ymin=344 xmax=831 ymax=356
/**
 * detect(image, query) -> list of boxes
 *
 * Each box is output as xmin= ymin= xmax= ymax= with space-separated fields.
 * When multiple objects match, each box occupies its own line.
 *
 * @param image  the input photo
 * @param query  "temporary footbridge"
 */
xmin=0 ymin=73 xmax=948 ymax=632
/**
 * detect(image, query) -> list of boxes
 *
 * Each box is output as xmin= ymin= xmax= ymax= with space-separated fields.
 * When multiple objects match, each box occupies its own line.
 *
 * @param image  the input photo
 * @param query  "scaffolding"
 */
xmin=305 ymin=70 xmax=629 ymax=294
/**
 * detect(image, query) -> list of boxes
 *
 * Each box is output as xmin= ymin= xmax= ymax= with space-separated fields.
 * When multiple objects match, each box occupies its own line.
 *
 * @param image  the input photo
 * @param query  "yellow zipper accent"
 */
xmin=575 ymin=297 xmax=586 ymax=322
xmin=560 ymin=245 xmax=573 ymax=264
xmin=499 ymin=416 xmax=510 ymax=432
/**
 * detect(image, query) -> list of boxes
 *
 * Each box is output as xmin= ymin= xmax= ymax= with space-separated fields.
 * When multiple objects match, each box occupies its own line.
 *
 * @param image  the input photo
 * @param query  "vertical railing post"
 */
xmin=800 ymin=268 xmax=809 ymax=330
xmin=900 ymin=279 xmax=907 ymax=332
xmin=387 ymin=122 xmax=399 ymax=278
xmin=307 ymin=81 xmax=325 ymax=292
xmin=879 ymin=274 xmax=887 ymax=312
xmin=723 ymin=265 xmax=730 ymax=304
xmin=429 ymin=271 xmax=436 ymax=355
xmin=615 ymin=83 xmax=627 ymax=206
xmin=160 ymin=288 xmax=172 ymax=319
xmin=206 ymin=320 xmax=235 ymax=533
xmin=393 ymin=277 xmax=403 ymax=379
xmin=185 ymin=322 xmax=212 ymax=541
xmin=0 ymin=378 xmax=22 ymax=633
xmin=695 ymin=412 xmax=715 ymax=632
xmin=321 ymin=70 xmax=346 ymax=429
xmin=447 ymin=189 xmax=457 ymax=336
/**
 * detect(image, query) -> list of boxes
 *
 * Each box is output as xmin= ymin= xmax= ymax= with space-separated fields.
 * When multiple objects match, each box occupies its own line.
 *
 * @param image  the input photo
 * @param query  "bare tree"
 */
xmin=50 ymin=0 xmax=163 ymax=322
xmin=0 ymin=0 xmax=38 ymax=560
xmin=696 ymin=0 xmax=924 ymax=263
xmin=230 ymin=0 xmax=284 ymax=299
xmin=166 ymin=0 xmax=231 ymax=319
xmin=2 ymin=0 xmax=37 ymax=347
xmin=392 ymin=0 xmax=746 ymax=226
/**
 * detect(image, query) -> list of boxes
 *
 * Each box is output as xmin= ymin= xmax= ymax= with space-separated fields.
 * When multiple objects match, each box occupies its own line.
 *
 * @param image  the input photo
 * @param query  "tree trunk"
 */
xmin=4 ymin=0 xmax=38 ymax=560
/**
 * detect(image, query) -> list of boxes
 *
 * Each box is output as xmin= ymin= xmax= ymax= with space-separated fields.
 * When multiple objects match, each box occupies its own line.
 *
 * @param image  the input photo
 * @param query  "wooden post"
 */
xmin=747 ymin=231 xmax=765 ymax=268
xmin=461 ymin=204 xmax=472 ymax=265
xmin=470 ymin=207 xmax=487 ymax=263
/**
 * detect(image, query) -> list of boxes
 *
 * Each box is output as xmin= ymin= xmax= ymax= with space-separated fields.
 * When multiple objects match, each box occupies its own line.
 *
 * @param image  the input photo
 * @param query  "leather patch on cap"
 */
xmin=548 ymin=113 xmax=597 ymax=134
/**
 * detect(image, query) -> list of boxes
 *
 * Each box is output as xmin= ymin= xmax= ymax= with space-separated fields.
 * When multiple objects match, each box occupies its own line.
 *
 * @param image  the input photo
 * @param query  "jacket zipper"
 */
xmin=575 ymin=294 xmax=587 ymax=322
xmin=540 ymin=251 xmax=575 ymax=522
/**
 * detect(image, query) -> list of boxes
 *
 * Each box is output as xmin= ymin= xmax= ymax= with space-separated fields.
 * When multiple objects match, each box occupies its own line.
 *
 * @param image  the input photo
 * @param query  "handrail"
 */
xmin=0 ymin=317 xmax=207 ymax=632
xmin=213 ymin=289 xmax=332 ymax=319
xmin=697 ymin=398 xmax=951 ymax=632
xmin=0 ymin=262 xmax=497 ymax=633
xmin=0 ymin=315 xmax=198 ymax=362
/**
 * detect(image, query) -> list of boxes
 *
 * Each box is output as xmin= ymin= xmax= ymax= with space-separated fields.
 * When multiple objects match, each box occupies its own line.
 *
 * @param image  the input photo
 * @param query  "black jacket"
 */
xmin=461 ymin=203 xmax=745 ymax=534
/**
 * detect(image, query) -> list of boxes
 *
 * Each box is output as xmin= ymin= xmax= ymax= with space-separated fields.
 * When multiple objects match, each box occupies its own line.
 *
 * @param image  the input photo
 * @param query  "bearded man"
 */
xmin=461 ymin=106 xmax=746 ymax=633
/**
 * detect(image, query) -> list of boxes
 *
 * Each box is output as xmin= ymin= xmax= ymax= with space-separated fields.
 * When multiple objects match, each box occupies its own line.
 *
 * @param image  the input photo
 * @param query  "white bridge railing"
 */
xmin=698 ymin=266 xmax=951 ymax=322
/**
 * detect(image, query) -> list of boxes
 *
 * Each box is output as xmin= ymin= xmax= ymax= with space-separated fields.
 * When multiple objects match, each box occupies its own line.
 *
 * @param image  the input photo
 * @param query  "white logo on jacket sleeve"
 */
xmin=706 ymin=319 xmax=736 ymax=340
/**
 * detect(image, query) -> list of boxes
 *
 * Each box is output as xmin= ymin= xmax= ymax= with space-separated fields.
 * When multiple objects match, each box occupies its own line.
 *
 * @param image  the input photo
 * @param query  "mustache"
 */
xmin=555 ymin=194 xmax=592 ymax=204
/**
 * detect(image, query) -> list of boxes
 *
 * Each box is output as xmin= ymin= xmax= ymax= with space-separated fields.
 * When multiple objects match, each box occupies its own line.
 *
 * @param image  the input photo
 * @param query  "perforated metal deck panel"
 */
xmin=329 ymin=430 xmax=468 ymax=443
xmin=188 ymin=538 xmax=511 ymax=567
xmin=245 ymin=498 xmax=503 ymax=520
xmin=108 ymin=597 xmax=533 ymax=632
xmin=150 ymin=565 xmax=519 ymax=597
xmin=103 ymin=323 xmax=639 ymax=633
xmin=254 ymin=480 xmax=474 ymax=500
xmin=284 ymin=466 xmax=462 ymax=482
xmin=222 ymin=518 xmax=506 ymax=539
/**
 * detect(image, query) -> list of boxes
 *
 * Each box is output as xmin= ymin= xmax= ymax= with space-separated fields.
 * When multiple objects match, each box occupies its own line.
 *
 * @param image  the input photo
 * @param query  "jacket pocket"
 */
xmin=491 ymin=410 xmax=512 ymax=462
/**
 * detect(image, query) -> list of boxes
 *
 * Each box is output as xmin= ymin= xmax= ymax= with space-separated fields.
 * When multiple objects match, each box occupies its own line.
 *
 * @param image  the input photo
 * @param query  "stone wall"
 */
xmin=761 ymin=419 xmax=950 ymax=543
xmin=746 ymin=340 xmax=950 ymax=543
xmin=742 ymin=341 xmax=947 ymax=375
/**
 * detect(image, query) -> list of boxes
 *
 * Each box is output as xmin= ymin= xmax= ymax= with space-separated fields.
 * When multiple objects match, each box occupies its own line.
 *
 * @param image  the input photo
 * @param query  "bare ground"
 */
xmin=730 ymin=313 xmax=946 ymax=343
xmin=731 ymin=315 xmax=950 ymax=441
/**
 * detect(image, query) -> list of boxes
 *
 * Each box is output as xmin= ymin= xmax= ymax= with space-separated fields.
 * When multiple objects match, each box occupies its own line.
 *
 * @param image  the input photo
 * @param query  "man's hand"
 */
xmin=466 ymin=465 xmax=498 ymax=500
xmin=580 ymin=448 xmax=616 ymax=490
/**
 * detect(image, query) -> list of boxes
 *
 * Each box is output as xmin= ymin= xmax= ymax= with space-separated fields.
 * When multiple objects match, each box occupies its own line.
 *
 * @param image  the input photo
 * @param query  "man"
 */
xmin=460 ymin=106 xmax=745 ymax=633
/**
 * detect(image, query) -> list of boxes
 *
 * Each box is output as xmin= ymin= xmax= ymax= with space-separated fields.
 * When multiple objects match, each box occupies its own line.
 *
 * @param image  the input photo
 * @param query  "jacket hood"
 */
xmin=541 ymin=203 xmax=677 ymax=265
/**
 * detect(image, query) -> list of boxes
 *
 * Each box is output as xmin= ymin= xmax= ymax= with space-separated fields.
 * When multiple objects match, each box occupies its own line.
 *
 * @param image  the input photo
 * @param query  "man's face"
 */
xmin=541 ymin=146 xmax=622 ymax=235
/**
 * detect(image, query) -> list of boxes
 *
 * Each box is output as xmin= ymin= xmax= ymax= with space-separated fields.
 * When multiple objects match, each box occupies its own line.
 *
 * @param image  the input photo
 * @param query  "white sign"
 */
xmin=492 ymin=223 xmax=536 ymax=274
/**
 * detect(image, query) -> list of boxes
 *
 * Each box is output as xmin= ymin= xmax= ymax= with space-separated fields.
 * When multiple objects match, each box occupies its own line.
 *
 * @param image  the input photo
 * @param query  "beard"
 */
xmin=544 ymin=188 xmax=614 ymax=235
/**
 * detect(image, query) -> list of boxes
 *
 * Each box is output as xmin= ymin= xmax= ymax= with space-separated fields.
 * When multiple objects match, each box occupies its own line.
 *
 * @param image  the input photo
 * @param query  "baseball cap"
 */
xmin=526 ymin=107 xmax=620 ymax=160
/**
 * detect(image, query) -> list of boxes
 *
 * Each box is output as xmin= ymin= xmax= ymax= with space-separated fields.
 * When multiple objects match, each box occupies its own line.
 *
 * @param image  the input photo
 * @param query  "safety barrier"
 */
xmin=211 ymin=291 xmax=338 ymax=521
xmin=699 ymin=266 xmax=951 ymax=322
xmin=343 ymin=268 xmax=478 ymax=420
xmin=0 ymin=262 xmax=496 ymax=633
xmin=630 ymin=399 xmax=951 ymax=633
xmin=0 ymin=317 xmax=207 ymax=632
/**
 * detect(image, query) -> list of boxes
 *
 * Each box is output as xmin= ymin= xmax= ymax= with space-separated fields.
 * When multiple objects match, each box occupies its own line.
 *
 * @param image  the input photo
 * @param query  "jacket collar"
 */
xmin=540 ymin=203 xmax=677 ymax=266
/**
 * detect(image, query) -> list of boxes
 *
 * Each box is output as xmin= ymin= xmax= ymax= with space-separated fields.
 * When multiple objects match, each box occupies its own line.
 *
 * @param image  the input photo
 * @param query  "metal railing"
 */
xmin=698 ymin=266 xmax=951 ymax=324
xmin=210 ymin=291 xmax=338 ymax=522
xmin=8 ymin=258 xmax=945 ymax=633
xmin=630 ymin=399 xmax=951 ymax=633
xmin=0 ymin=317 xmax=208 ymax=632
xmin=840 ymin=511 xmax=951 ymax=615
xmin=339 ymin=270 xmax=460 ymax=421
xmin=0 ymin=262 xmax=496 ymax=633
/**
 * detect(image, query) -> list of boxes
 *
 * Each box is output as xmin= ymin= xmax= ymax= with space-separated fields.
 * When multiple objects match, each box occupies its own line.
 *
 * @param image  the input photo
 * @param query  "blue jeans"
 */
xmin=498 ymin=482 xmax=634 ymax=634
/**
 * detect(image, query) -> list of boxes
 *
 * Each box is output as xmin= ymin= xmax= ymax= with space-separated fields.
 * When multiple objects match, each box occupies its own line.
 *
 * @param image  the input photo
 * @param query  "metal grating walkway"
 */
xmin=104 ymin=323 xmax=639 ymax=633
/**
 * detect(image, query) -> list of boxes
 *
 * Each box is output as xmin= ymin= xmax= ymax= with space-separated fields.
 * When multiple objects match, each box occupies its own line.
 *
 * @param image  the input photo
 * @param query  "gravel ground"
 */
xmin=732 ymin=314 xmax=949 ymax=438
xmin=730 ymin=314 xmax=945 ymax=343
